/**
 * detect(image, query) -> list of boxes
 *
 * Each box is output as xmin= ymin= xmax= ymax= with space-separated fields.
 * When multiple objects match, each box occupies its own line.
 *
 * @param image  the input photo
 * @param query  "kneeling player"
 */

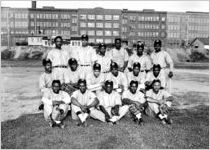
xmin=41 ymin=80 xmax=71 ymax=128
xmin=145 ymin=79 xmax=173 ymax=125
xmin=122 ymin=80 xmax=146 ymax=125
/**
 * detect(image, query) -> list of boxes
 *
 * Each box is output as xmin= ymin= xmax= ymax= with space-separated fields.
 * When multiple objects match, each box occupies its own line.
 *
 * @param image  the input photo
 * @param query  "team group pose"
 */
xmin=39 ymin=34 xmax=174 ymax=128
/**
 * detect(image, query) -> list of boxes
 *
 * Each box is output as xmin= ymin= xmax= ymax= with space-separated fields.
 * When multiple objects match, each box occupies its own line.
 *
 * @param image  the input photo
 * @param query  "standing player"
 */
xmin=122 ymin=80 xmax=146 ymax=125
xmin=96 ymin=43 xmax=111 ymax=77
xmin=76 ymin=34 xmax=97 ymax=79
xmin=106 ymin=62 xmax=128 ymax=93
xmin=86 ymin=63 xmax=105 ymax=93
xmin=108 ymin=38 xmax=129 ymax=72
xmin=128 ymin=41 xmax=152 ymax=73
xmin=41 ymin=80 xmax=71 ymax=128
xmin=97 ymin=80 xmax=129 ymax=125
xmin=145 ymin=64 xmax=166 ymax=90
xmin=126 ymin=62 xmax=146 ymax=91
xmin=71 ymin=79 xmax=106 ymax=126
xmin=145 ymin=79 xmax=174 ymax=125
xmin=46 ymin=36 xmax=70 ymax=84
xmin=150 ymin=39 xmax=174 ymax=81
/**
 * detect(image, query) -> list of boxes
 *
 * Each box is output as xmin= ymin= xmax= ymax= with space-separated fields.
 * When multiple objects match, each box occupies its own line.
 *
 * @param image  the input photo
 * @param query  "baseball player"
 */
xmin=122 ymin=80 xmax=146 ymax=125
xmin=71 ymin=79 xmax=106 ymax=127
xmin=107 ymin=38 xmax=129 ymax=72
xmin=145 ymin=64 xmax=166 ymax=90
xmin=97 ymin=80 xmax=129 ymax=125
xmin=150 ymin=39 xmax=174 ymax=80
xmin=128 ymin=41 xmax=152 ymax=73
xmin=76 ymin=34 xmax=97 ymax=79
xmin=96 ymin=43 xmax=112 ymax=77
xmin=145 ymin=79 xmax=174 ymax=125
xmin=86 ymin=63 xmax=105 ymax=93
xmin=38 ymin=59 xmax=53 ymax=110
xmin=41 ymin=80 xmax=71 ymax=128
xmin=106 ymin=62 xmax=128 ymax=93
xmin=126 ymin=62 xmax=146 ymax=91
xmin=46 ymin=36 xmax=70 ymax=84
xmin=62 ymin=58 xmax=81 ymax=96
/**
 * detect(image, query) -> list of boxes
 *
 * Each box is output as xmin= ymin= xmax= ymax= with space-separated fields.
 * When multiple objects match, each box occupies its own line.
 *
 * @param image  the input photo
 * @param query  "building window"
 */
xmin=88 ymin=22 xmax=95 ymax=28
xmin=96 ymin=30 xmax=103 ymax=36
xmin=105 ymin=15 xmax=112 ymax=20
xmin=113 ymin=15 xmax=119 ymax=20
xmin=105 ymin=23 xmax=112 ymax=28
xmin=113 ymin=31 xmax=119 ymax=36
xmin=88 ymin=15 xmax=95 ymax=20
xmin=89 ymin=38 xmax=95 ymax=43
xmin=96 ymin=39 xmax=103 ymax=43
xmin=80 ymin=14 xmax=86 ymax=20
xmin=72 ymin=26 xmax=78 ymax=31
xmin=122 ymin=19 xmax=128 ymax=24
xmin=80 ymin=30 xmax=86 ymax=35
xmin=161 ymin=24 xmax=166 ymax=29
xmin=130 ymin=16 xmax=136 ymax=21
xmin=113 ymin=23 xmax=119 ymax=28
xmin=80 ymin=22 xmax=86 ymax=27
xmin=161 ymin=17 xmax=166 ymax=22
xmin=96 ymin=23 xmax=103 ymax=28
xmin=88 ymin=30 xmax=95 ymax=36
xmin=96 ymin=15 xmax=103 ymax=20
xmin=122 ymin=27 xmax=127 ymax=32
xmin=31 ymin=22 xmax=34 ymax=27
xmin=30 ymin=14 xmax=34 ymax=18
xmin=138 ymin=16 xmax=144 ymax=21
xmin=105 ymin=30 xmax=112 ymax=36
xmin=105 ymin=39 xmax=112 ymax=43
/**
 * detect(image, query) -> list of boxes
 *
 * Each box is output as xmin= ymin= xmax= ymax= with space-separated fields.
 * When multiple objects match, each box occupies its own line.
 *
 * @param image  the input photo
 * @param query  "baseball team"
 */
xmin=39 ymin=34 xmax=174 ymax=129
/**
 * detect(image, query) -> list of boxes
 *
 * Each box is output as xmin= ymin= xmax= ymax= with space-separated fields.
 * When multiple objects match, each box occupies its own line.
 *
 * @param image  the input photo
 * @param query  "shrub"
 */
xmin=190 ymin=51 xmax=209 ymax=62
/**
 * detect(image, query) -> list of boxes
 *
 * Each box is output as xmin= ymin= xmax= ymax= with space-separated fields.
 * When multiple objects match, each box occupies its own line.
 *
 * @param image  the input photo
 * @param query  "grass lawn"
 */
xmin=1 ymin=105 xmax=209 ymax=149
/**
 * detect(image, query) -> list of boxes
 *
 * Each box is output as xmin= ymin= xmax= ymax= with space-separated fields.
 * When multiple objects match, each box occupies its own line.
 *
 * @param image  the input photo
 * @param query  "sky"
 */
xmin=1 ymin=0 xmax=209 ymax=12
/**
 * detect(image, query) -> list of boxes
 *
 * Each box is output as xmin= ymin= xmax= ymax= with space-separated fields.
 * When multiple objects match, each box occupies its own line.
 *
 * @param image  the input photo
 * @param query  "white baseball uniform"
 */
xmin=97 ymin=90 xmax=129 ymax=122
xmin=106 ymin=72 xmax=128 ymax=90
xmin=96 ymin=53 xmax=112 ymax=76
xmin=63 ymin=68 xmax=82 ymax=84
xmin=86 ymin=72 xmax=105 ymax=92
xmin=47 ymin=48 xmax=70 ymax=84
xmin=39 ymin=72 xmax=53 ymax=95
xmin=76 ymin=46 xmax=97 ymax=79
xmin=41 ymin=89 xmax=71 ymax=123
xmin=126 ymin=71 xmax=146 ymax=89
xmin=108 ymin=47 xmax=129 ymax=68
xmin=71 ymin=90 xmax=106 ymax=122
xmin=145 ymin=70 xmax=166 ymax=88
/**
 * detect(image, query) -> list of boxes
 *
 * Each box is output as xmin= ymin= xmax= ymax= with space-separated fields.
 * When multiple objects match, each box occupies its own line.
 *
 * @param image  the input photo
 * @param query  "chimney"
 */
xmin=32 ymin=1 xmax=36 ymax=9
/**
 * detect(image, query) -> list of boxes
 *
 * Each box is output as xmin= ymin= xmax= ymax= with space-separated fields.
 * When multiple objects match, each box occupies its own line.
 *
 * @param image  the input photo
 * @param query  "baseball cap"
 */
xmin=78 ymin=79 xmax=86 ymax=85
xmin=105 ymin=80 xmax=113 ymax=87
xmin=137 ymin=41 xmax=144 ymax=49
xmin=68 ymin=58 xmax=78 ymax=65
xmin=115 ymin=38 xmax=121 ymax=43
xmin=99 ymin=43 xmax=106 ymax=49
xmin=133 ymin=62 xmax=141 ymax=69
xmin=154 ymin=39 xmax=162 ymax=46
xmin=110 ymin=62 xmax=118 ymax=70
xmin=93 ymin=63 xmax=101 ymax=71
xmin=81 ymin=34 xmax=89 ymax=41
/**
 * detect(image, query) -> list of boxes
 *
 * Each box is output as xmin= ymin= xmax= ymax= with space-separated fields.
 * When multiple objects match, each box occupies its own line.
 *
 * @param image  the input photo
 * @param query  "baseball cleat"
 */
xmin=166 ymin=118 xmax=173 ymax=124
xmin=138 ymin=118 xmax=144 ymax=126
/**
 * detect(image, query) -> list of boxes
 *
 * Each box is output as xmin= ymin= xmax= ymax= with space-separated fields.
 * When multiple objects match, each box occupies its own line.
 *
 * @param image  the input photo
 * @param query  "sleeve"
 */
xmin=146 ymin=90 xmax=152 ymax=98
xmin=91 ymin=47 xmax=97 ymax=62
xmin=62 ymin=91 xmax=71 ymax=104
xmin=128 ymin=55 xmax=133 ymax=68
xmin=140 ymin=72 xmax=146 ymax=84
xmin=46 ymin=50 xmax=53 ymax=62
xmin=124 ymin=48 xmax=129 ymax=62
xmin=122 ymin=73 xmax=128 ymax=89
xmin=145 ymin=56 xmax=152 ymax=70
xmin=41 ymin=91 xmax=52 ymax=105
xmin=165 ymin=52 xmax=174 ymax=71
xmin=122 ymin=91 xmax=128 ymax=99
xmin=63 ymin=70 xmax=70 ymax=84
xmin=97 ymin=92 xmax=104 ymax=106
xmin=71 ymin=90 xmax=78 ymax=99
xmin=139 ymin=93 xmax=146 ymax=103
xmin=145 ymin=72 xmax=151 ymax=82
xmin=86 ymin=74 xmax=92 ymax=86
xmin=162 ymin=90 xmax=171 ymax=99
xmin=114 ymin=92 xmax=122 ymax=106
xmin=160 ymin=71 xmax=166 ymax=88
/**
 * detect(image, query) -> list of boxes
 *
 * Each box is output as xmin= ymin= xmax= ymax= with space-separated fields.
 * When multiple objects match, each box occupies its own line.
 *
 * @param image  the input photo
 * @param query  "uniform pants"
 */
xmin=71 ymin=104 xmax=106 ymax=122
xmin=52 ymin=68 xmax=67 ymax=84
xmin=44 ymin=104 xmax=69 ymax=123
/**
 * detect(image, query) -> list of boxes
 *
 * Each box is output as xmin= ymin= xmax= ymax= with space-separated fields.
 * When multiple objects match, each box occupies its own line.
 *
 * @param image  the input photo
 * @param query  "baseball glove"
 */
xmin=62 ymin=84 xmax=77 ymax=95
xmin=129 ymin=104 xmax=140 ymax=115
xmin=159 ymin=103 xmax=170 ymax=115
xmin=111 ymin=106 xmax=120 ymax=116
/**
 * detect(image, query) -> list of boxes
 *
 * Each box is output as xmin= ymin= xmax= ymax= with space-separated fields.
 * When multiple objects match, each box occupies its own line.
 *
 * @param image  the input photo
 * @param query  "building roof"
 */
xmin=190 ymin=37 xmax=209 ymax=46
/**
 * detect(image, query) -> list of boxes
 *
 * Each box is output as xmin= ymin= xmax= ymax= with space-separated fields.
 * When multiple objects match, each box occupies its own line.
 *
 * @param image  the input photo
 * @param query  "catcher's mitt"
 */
xmin=159 ymin=103 xmax=170 ymax=115
xmin=111 ymin=106 xmax=120 ymax=116
xmin=129 ymin=104 xmax=140 ymax=115
xmin=61 ymin=84 xmax=77 ymax=95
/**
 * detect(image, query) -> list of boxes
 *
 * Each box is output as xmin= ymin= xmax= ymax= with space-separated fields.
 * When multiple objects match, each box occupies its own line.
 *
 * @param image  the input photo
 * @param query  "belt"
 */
xmin=53 ymin=65 xmax=67 ymax=68
xmin=80 ymin=64 xmax=91 ymax=67
xmin=102 ymin=71 xmax=110 ymax=73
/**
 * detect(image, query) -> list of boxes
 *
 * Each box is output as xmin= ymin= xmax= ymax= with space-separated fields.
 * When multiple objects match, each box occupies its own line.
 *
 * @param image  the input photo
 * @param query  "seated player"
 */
xmin=122 ymin=80 xmax=146 ymax=125
xmin=86 ymin=63 xmax=105 ymax=93
xmin=38 ymin=59 xmax=53 ymax=110
xmin=97 ymin=80 xmax=129 ymax=125
xmin=62 ymin=58 xmax=81 ymax=96
xmin=41 ymin=80 xmax=71 ymax=128
xmin=145 ymin=64 xmax=166 ymax=90
xmin=126 ymin=62 xmax=146 ymax=92
xmin=106 ymin=62 xmax=128 ymax=94
xmin=71 ymin=79 xmax=106 ymax=127
xmin=145 ymin=79 xmax=174 ymax=125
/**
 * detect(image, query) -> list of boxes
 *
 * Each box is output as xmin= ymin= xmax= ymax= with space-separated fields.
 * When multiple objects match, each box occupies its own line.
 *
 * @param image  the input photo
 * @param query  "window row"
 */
xmin=129 ymin=31 xmax=159 ymax=37
xmin=167 ymin=32 xmax=180 ymax=38
xmin=188 ymin=26 xmax=209 ymax=31
xmin=80 ymin=14 xmax=120 ymax=20
xmin=80 ymin=30 xmax=119 ymax=36
xmin=80 ymin=22 xmax=119 ymax=28
xmin=168 ymin=25 xmax=180 ymax=30
xmin=128 ymin=16 xmax=165 ymax=22
xmin=15 ymin=22 xmax=28 ymax=27
xmin=88 ymin=38 xmax=113 ymax=43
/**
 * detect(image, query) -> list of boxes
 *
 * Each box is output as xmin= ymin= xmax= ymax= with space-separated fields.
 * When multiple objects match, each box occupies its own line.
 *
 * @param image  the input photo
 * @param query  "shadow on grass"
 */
xmin=1 ymin=105 xmax=209 ymax=149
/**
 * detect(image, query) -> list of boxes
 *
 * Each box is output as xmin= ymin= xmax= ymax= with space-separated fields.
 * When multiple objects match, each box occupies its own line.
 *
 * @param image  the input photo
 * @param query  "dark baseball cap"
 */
xmin=81 ymin=34 xmax=89 ymax=41
xmin=154 ymin=39 xmax=162 ymax=46
xmin=99 ymin=43 xmax=106 ymax=49
xmin=110 ymin=62 xmax=118 ymax=70
xmin=93 ymin=63 xmax=101 ymax=71
xmin=68 ymin=58 xmax=78 ymax=65
xmin=133 ymin=62 xmax=141 ymax=69
xmin=105 ymin=80 xmax=113 ymax=87
xmin=137 ymin=41 xmax=144 ymax=49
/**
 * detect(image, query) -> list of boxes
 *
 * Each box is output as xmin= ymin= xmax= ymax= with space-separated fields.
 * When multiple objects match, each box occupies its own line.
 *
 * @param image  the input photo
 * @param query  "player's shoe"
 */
xmin=165 ymin=117 xmax=173 ymax=124
xmin=58 ymin=122 xmax=65 ymax=129
xmin=138 ymin=118 xmax=144 ymax=126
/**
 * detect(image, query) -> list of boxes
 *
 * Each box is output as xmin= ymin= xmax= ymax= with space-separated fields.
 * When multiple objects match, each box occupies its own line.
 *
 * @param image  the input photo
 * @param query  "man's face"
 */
xmin=111 ymin=68 xmax=118 ymax=76
xmin=45 ymin=63 xmax=52 ymax=73
xmin=70 ymin=63 xmax=78 ymax=71
xmin=55 ymin=38 xmax=62 ymax=49
xmin=100 ymin=47 xmax=106 ymax=56
xmin=79 ymin=82 xmax=86 ymax=94
xmin=130 ymin=83 xmax=138 ymax=94
xmin=52 ymin=82 xmax=61 ymax=94
xmin=133 ymin=66 xmax=140 ymax=76
xmin=137 ymin=47 xmax=144 ymax=56
xmin=93 ymin=70 xmax=100 ymax=77
xmin=105 ymin=84 xmax=113 ymax=94
xmin=154 ymin=44 xmax=161 ymax=52
xmin=153 ymin=67 xmax=161 ymax=77
xmin=82 ymin=39 xmax=88 ymax=47
xmin=153 ymin=82 xmax=161 ymax=93
xmin=115 ymin=41 xmax=121 ymax=49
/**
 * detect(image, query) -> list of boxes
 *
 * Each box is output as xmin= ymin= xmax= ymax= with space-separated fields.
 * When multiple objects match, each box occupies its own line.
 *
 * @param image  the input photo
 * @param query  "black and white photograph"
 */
xmin=1 ymin=0 xmax=209 ymax=149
